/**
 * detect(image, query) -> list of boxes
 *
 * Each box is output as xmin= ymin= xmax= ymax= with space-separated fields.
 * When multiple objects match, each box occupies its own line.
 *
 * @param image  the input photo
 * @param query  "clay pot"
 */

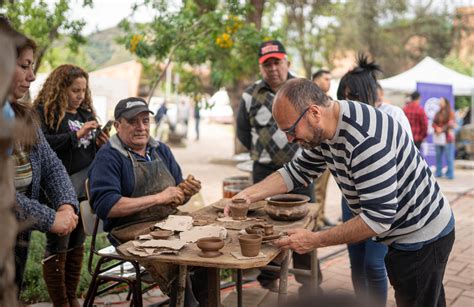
xmin=245 ymin=224 xmax=264 ymax=235
xmin=265 ymin=194 xmax=310 ymax=221
xmin=229 ymin=198 xmax=250 ymax=220
xmin=238 ymin=234 xmax=262 ymax=257
xmin=196 ymin=237 xmax=225 ymax=258
xmin=149 ymin=230 xmax=173 ymax=239
xmin=263 ymin=224 xmax=274 ymax=236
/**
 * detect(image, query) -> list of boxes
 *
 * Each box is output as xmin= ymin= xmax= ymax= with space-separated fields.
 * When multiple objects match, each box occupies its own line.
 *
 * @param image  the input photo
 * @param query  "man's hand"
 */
xmin=274 ymin=228 xmax=316 ymax=254
xmin=50 ymin=205 xmax=79 ymax=236
xmin=223 ymin=192 xmax=251 ymax=216
xmin=178 ymin=175 xmax=201 ymax=198
xmin=159 ymin=186 xmax=185 ymax=206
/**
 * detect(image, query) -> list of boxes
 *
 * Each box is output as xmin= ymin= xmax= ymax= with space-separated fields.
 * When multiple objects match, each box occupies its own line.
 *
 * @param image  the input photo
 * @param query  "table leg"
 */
xmin=204 ymin=267 xmax=221 ymax=307
xmin=278 ymin=249 xmax=291 ymax=306
xmin=237 ymin=269 xmax=243 ymax=307
xmin=310 ymin=249 xmax=318 ymax=295
xmin=176 ymin=265 xmax=187 ymax=307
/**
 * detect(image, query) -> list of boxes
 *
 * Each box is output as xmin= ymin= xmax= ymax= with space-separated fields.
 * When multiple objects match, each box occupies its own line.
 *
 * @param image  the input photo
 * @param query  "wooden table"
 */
xmin=117 ymin=202 xmax=321 ymax=307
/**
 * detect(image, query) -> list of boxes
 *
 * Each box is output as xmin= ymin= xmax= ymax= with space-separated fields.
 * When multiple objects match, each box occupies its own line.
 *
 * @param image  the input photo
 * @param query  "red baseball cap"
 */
xmin=258 ymin=40 xmax=287 ymax=64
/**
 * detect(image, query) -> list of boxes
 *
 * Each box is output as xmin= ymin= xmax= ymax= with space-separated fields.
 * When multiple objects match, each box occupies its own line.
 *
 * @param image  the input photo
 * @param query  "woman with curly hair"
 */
xmin=33 ymin=64 xmax=108 ymax=307
xmin=432 ymin=97 xmax=456 ymax=179
xmin=3 ymin=18 xmax=80 ymax=301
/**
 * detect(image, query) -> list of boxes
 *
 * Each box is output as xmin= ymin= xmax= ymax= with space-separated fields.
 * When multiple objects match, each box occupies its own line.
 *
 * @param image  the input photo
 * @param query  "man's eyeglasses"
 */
xmin=281 ymin=107 xmax=310 ymax=137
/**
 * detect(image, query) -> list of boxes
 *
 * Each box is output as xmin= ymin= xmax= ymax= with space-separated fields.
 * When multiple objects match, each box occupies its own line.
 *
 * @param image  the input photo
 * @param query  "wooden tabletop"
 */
xmin=116 ymin=201 xmax=321 ymax=269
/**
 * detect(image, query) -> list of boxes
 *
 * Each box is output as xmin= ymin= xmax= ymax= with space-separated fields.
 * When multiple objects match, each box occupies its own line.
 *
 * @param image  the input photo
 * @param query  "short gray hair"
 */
xmin=277 ymin=78 xmax=330 ymax=112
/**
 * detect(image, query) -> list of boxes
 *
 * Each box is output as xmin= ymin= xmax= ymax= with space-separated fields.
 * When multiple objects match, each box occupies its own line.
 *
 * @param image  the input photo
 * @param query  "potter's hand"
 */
xmin=178 ymin=175 xmax=201 ymax=197
xmin=274 ymin=228 xmax=316 ymax=254
xmin=159 ymin=186 xmax=185 ymax=206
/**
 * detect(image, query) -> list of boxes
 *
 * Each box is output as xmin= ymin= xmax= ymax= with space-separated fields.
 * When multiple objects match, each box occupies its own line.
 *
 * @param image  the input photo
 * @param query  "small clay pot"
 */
xmin=229 ymin=198 xmax=250 ymax=220
xmin=245 ymin=224 xmax=264 ymax=235
xmin=196 ymin=237 xmax=225 ymax=258
xmin=238 ymin=234 xmax=262 ymax=257
xmin=149 ymin=230 xmax=173 ymax=240
xmin=263 ymin=224 xmax=274 ymax=236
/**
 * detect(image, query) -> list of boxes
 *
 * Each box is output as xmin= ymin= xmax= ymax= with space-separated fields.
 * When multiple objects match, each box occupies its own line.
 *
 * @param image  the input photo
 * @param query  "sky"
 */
xmin=62 ymin=0 xmax=474 ymax=35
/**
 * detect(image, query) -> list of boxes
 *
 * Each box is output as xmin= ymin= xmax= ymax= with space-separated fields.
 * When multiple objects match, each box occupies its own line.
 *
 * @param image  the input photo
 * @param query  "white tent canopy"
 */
xmin=379 ymin=56 xmax=474 ymax=96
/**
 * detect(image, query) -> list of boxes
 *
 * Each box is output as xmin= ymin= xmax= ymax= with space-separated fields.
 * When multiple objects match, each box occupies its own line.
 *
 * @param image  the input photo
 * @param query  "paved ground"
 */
xmin=29 ymin=120 xmax=474 ymax=306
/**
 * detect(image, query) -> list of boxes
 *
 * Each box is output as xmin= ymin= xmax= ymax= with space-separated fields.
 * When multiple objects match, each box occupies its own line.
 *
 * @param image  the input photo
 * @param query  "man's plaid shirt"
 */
xmin=236 ymin=77 xmax=301 ymax=167
xmin=403 ymin=101 xmax=428 ymax=143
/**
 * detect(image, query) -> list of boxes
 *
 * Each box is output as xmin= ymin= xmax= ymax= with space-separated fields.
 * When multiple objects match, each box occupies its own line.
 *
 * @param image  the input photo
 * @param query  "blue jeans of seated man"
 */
xmin=435 ymin=143 xmax=455 ymax=179
xmin=342 ymin=198 xmax=388 ymax=307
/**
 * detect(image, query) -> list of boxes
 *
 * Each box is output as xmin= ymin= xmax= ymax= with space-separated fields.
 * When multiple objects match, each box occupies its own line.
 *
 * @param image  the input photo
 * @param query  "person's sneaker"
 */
xmin=260 ymin=279 xmax=280 ymax=292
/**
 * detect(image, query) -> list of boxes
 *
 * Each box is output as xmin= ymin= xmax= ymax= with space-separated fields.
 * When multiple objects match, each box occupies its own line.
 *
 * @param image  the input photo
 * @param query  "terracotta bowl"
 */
xmin=149 ymin=230 xmax=173 ymax=240
xmin=196 ymin=237 xmax=225 ymax=258
xmin=229 ymin=198 xmax=250 ymax=220
xmin=238 ymin=234 xmax=262 ymax=257
xmin=264 ymin=194 xmax=310 ymax=221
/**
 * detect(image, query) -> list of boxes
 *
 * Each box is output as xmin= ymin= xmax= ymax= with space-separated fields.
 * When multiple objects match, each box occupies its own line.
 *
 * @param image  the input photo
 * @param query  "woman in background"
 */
xmin=6 ymin=21 xmax=79 ymax=301
xmin=433 ymin=97 xmax=456 ymax=180
xmin=34 ymin=64 xmax=108 ymax=307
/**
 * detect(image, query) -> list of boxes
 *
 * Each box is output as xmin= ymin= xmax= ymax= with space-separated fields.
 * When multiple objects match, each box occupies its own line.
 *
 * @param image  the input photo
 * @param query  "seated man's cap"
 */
xmin=258 ymin=40 xmax=287 ymax=64
xmin=114 ymin=97 xmax=154 ymax=120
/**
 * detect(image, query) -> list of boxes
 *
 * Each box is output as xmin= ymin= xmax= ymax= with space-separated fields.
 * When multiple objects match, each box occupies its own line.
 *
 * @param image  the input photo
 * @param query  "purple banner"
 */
xmin=417 ymin=82 xmax=454 ymax=166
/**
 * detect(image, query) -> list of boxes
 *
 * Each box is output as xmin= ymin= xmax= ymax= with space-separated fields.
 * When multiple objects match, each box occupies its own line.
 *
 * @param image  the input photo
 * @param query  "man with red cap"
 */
xmin=236 ymin=40 xmax=318 ymax=293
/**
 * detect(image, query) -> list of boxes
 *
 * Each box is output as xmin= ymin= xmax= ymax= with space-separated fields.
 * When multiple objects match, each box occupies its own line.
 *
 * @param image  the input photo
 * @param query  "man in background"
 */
xmin=403 ymin=91 xmax=428 ymax=149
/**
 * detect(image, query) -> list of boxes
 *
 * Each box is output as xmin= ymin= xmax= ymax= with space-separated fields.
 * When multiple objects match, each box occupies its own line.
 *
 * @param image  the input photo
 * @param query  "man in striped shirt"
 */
xmin=230 ymin=78 xmax=455 ymax=306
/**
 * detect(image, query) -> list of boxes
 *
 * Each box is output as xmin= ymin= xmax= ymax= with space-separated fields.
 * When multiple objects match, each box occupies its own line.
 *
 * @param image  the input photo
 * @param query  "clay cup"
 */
xmin=229 ymin=198 xmax=250 ymax=220
xmin=238 ymin=234 xmax=262 ymax=257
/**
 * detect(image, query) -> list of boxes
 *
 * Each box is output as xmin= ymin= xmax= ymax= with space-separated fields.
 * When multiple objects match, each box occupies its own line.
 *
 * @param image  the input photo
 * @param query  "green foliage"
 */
xmin=2 ymin=0 xmax=92 ymax=71
xmin=118 ymin=0 xmax=273 ymax=98
xmin=20 ymin=231 xmax=110 ymax=304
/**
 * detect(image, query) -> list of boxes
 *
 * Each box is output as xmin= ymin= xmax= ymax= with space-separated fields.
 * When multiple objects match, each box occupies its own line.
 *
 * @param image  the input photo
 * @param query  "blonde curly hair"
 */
xmin=33 ymin=64 xmax=95 ymax=130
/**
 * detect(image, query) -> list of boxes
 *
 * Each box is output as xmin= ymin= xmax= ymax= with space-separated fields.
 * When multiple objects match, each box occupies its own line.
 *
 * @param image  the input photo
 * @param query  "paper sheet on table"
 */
xmin=154 ymin=215 xmax=193 ymax=232
xmin=137 ymin=239 xmax=187 ymax=250
xmin=179 ymin=225 xmax=227 ymax=243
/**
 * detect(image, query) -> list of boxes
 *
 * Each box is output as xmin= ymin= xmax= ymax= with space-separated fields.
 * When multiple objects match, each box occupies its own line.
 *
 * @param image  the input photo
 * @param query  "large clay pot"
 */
xmin=196 ymin=237 xmax=225 ymax=258
xmin=229 ymin=198 xmax=250 ymax=220
xmin=238 ymin=234 xmax=262 ymax=257
xmin=265 ymin=194 xmax=310 ymax=221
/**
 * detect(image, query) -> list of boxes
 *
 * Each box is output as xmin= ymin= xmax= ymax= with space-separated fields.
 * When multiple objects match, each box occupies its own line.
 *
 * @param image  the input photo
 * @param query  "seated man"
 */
xmin=88 ymin=97 xmax=204 ymax=306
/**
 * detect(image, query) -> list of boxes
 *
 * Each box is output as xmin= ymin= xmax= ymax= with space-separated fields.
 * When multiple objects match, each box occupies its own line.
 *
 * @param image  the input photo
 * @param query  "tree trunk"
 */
xmin=248 ymin=0 xmax=265 ymax=30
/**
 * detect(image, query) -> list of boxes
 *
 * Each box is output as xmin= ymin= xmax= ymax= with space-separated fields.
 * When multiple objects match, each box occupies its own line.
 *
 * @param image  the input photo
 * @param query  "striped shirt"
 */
xmin=279 ymin=100 xmax=454 ymax=250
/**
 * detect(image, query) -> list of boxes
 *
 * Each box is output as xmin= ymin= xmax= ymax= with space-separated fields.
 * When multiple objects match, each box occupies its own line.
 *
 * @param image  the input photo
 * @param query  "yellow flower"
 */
xmin=130 ymin=34 xmax=143 ymax=53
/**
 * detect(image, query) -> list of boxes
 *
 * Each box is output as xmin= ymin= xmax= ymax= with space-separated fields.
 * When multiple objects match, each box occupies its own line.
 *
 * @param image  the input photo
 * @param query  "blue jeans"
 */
xmin=435 ymin=143 xmax=455 ymax=179
xmin=342 ymin=199 xmax=388 ymax=306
